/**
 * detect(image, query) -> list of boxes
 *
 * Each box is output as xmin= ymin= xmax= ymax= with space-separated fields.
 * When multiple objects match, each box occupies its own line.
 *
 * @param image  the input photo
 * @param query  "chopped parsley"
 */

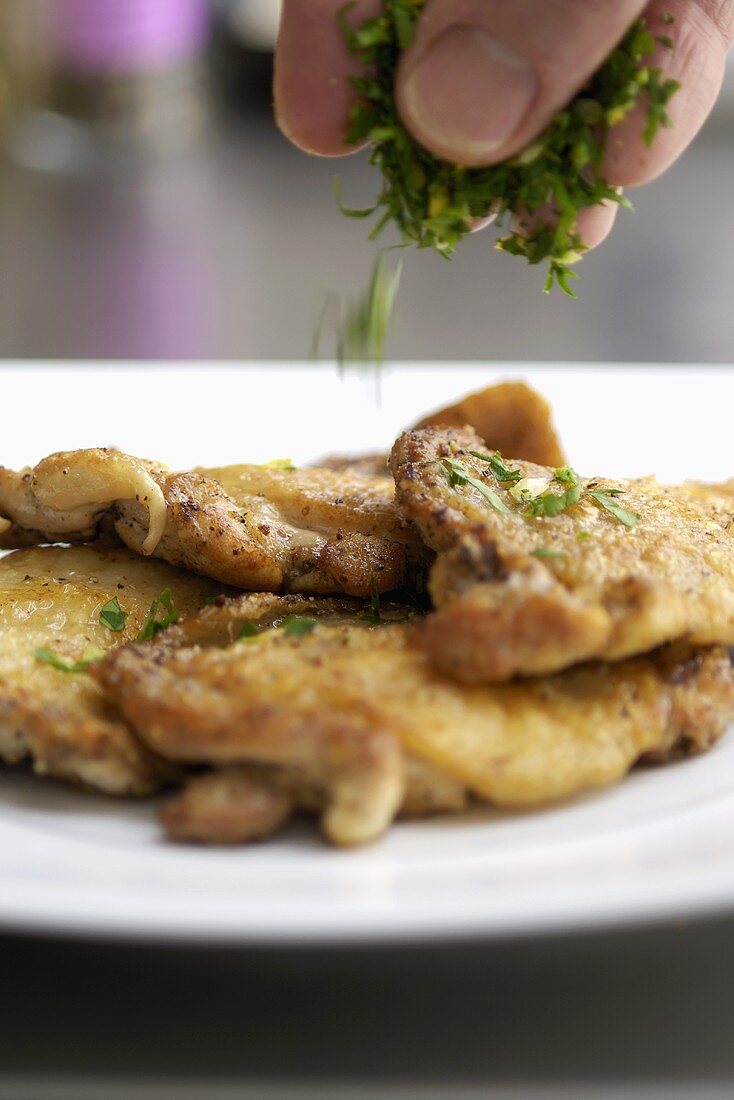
xmin=442 ymin=457 xmax=511 ymax=515
xmin=263 ymin=458 xmax=297 ymax=472
xmin=339 ymin=2 xmax=679 ymax=294
xmin=529 ymin=467 xmax=583 ymax=517
xmin=468 ymin=450 xmax=522 ymax=484
xmin=99 ymin=596 xmax=128 ymax=633
xmin=237 ymin=620 xmax=261 ymax=641
xmin=530 ymin=548 xmax=566 ymax=560
xmin=35 ymin=645 xmax=105 ymax=674
xmin=363 ymin=585 xmax=382 ymax=624
xmin=237 ymin=615 xmax=317 ymax=642
xmin=588 ymin=489 xmax=640 ymax=528
xmin=137 ymin=588 xmax=179 ymax=642
xmin=280 ymin=615 xmax=317 ymax=638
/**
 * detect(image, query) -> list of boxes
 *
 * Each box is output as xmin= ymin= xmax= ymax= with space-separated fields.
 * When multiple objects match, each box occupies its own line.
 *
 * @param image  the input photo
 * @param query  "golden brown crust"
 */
xmin=0 ymin=546 xmax=218 ymax=795
xmin=158 ymin=756 xmax=470 ymax=845
xmin=95 ymin=594 xmax=734 ymax=844
xmin=95 ymin=600 xmax=412 ymax=847
xmin=414 ymin=380 xmax=567 ymax=468
xmin=0 ymin=450 xmax=428 ymax=597
xmin=161 ymin=768 xmax=295 ymax=844
xmin=392 ymin=426 xmax=734 ymax=683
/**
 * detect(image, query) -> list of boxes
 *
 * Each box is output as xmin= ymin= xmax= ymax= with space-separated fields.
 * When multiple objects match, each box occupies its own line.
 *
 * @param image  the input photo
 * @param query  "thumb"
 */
xmin=396 ymin=0 xmax=648 ymax=167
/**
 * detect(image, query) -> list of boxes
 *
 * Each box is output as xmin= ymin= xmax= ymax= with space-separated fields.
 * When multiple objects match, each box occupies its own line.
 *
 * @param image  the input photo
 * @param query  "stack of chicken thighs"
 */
xmin=3 ymin=381 xmax=734 ymax=847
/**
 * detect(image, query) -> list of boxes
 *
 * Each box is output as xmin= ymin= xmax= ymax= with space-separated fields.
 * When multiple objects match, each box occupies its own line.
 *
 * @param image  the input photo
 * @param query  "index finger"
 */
xmin=274 ymin=0 xmax=381 ymax=156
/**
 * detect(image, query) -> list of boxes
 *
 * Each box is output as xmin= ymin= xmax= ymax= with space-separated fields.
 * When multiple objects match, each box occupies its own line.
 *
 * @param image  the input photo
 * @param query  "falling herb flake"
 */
xmin=99 ymin=596 xmax=128 ymax=633
xmin=442 ymin=458 xmax=511 ymax=515
xmin=35 ymin=645 xmax=105 ymax=674
xmin=589 ymin=489 xmax=640 ymax=528
xmin=312 ymin=253 xmax=402 ymax=369
xmin=137 ymin=588 xmax=179 ymax=642
xmin=468 ymin=450 xmax=522 ymax=484
xmin=339 ymin=2 xmax=679 ymax=294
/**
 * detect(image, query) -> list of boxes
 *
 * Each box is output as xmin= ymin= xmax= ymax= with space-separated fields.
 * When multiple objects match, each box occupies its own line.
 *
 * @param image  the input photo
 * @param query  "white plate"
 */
xmin=2 ymin=362 xmax=734 ymax=945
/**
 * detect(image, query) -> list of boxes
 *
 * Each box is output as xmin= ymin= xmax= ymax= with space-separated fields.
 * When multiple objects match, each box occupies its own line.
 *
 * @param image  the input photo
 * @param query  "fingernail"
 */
xmin=399 ymin=25 xmax=537 ymax=165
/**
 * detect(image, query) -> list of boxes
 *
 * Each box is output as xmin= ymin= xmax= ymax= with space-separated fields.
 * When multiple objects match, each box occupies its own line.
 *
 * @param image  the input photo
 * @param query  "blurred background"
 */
xmin=0 ymin=0 xmax=731 ymax=364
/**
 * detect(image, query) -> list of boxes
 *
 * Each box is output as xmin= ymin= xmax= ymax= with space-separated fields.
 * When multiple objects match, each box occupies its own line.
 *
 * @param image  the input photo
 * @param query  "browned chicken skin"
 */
xmin=317 ymin=379 xmax=566 ymax=479
xmin=3 ymin=380 xmax=734 ymax=850
xmin=0 ymin=450 xmax=427 ymax=597
xmin=0 ymin=545 xmax=218 ymax=795
xmin=95 ymin=592 xmax=734 ymax=846
xmin=414 ymin=379 xmax=567 ymax=467
xmin=392 ymin=426 xmax=734 ymax=683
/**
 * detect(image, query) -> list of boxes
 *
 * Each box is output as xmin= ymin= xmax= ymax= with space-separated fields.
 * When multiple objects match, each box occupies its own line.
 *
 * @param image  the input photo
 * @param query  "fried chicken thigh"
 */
xmin=0 ymin=545 xmax=217 ymax=794
xmin=392 ymin=427 xmax=734 ymax=683
xmin=96 ymin=594 xmax=734 ymax=846
xmin=0 ymin=450 xmax=427 ymax=597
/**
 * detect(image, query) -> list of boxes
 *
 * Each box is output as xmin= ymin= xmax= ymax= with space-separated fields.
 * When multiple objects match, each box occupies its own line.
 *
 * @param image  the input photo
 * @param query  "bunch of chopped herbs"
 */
xmin=339 ymin=2 xmax=679 ymax=294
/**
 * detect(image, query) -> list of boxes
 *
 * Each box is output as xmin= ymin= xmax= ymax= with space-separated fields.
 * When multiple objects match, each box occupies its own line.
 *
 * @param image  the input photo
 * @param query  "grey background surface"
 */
xmin=0 ymin=96 xmax=732 ymax=364
xmin=3 ymin=914 xmax=734 ymax=1093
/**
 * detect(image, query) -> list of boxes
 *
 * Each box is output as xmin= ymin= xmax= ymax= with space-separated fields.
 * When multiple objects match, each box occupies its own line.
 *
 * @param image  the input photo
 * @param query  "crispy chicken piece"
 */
xmin=95 ymin=605 xmax=734 ymax=845
xmin=97 ymin=594 xmax=422 ymax=846
xmin=415 ymin=379 xmax=567 ymax=467
xmin=161 ymin=755 xmax=468 ymax=845
xmin=0 ymin=450 xmax=427 ymax=597
xmin=392 ymin=426 xmax=734 ymax=683
xmin=315 ymin=379 xmax=566 ymax=479
xmin=161 ymin=768 xmax=295 ymax=844
xmin=0 ymin=545 xmax=218 ymax=795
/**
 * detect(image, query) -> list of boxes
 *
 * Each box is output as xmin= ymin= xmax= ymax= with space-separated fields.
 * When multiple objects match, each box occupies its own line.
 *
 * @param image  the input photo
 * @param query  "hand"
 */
xmin=275 ymin=0 xmax=733 ymax=248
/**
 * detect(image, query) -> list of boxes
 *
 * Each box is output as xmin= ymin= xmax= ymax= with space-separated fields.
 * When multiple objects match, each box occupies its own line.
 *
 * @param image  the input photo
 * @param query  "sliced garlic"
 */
xmin=509 ymin=477 xmax=550 ymax=504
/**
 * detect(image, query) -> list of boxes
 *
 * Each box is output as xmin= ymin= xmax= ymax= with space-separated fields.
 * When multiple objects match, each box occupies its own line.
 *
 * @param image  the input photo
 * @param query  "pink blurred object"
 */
xmin=54 ymin=0 xmax=209 ymax=73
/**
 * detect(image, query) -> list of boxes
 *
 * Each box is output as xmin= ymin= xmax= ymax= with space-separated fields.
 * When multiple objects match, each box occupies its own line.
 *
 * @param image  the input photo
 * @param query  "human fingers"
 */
xmin=395 ymin=0 xmax=648 ymax=167
xmin=603 ymin=0 xmax=734 ymax=186
xmin=274 ymin=0 xmax=382 ymax=156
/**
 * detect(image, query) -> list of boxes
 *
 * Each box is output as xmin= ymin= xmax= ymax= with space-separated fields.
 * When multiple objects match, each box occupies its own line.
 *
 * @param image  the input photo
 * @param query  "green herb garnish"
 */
xmin=280 ymin=615 xmax=318 ymax=638
xmin=529 ymin=467 xmax=583 ymax=517
xmin=339 ymin=2 xmax=679 ymax=294
xmin=263 ymin=458 xmax=297 ymax=472
xmin=363 ymin=583 xmax=382 ymax=624
xmin=577 ymin=531 xmax=592 ymax=542
xmin=588 ymin=489 xmax=640 ymax=528
xmin=530 ymin=549 xmax=566 ymax=560
xmin=468 ymin=450 xmax=522 ymax=484
xmin=99 ymin=596 xmax=128 ymax=633
xmin=237 ymin=620 xmax=262 ymax=641
xmin=35 ymin=645 xmax=105 ymax=674
xmin=137 ymin=588 xmax=179 ymax=642
xmin=442 ymin=457 xmax=511 ymax=515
